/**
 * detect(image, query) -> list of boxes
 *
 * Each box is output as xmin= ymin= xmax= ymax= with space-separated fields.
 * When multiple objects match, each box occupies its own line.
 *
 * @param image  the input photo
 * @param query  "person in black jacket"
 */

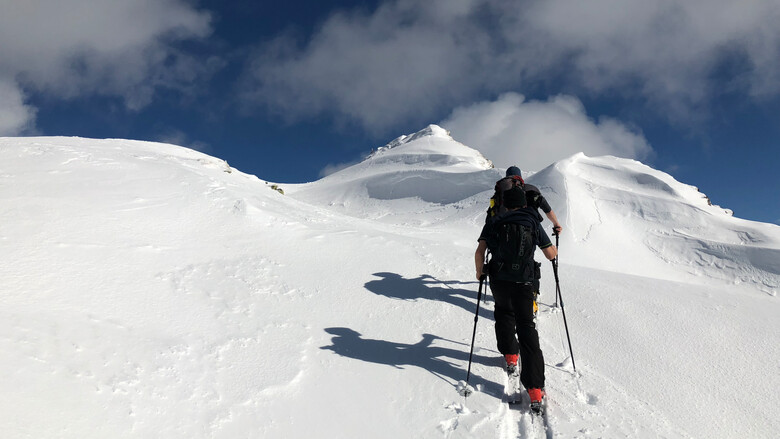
xmin=475 ymin=186 xmax=557 ymax=405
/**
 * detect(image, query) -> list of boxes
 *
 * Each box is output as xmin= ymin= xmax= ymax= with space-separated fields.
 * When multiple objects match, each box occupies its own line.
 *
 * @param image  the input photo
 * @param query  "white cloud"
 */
xmin=0 ymin=79 xmax=36 ymax=135
xmin=0 ymin=0 xmax=212 ymax=131
xmin=155 ymin=128 xmax=211 ymax=153
xmin=440 ymin=93 xmax=652 ymax=171
xmin=319 ymin=160 xmax=362 ymax=178
xmin=243 ymin=0 xmax=780 ymax=132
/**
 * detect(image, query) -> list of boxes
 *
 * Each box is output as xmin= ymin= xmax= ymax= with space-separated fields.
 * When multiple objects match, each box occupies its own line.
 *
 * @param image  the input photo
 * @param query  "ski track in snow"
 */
xmin=440 ymin=298 xmax=694 ymax=439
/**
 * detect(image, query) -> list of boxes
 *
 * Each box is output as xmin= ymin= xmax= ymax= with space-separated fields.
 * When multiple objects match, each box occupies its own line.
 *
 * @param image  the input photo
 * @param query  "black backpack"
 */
xmin=487 ymin=175 xmax=525 ymax=219
xmin=486 ymin=214 xmax=536 ymax=284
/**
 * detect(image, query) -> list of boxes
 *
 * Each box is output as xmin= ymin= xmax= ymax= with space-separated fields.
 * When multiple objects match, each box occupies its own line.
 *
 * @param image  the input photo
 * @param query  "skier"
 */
xmin=475 ymin=186 xmax=557 ymax=407
xmin=489 ymin=166 xmax=563 ymax=235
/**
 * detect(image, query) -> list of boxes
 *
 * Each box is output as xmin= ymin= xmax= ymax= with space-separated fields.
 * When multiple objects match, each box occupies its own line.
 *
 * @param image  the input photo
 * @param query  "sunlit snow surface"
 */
xmin=1 ymin=130 xmax=778 ymax=438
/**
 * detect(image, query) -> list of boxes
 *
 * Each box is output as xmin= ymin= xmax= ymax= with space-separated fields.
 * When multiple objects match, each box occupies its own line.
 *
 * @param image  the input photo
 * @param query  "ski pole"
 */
xmin=465 ymin=274 xmax=485 ymax=386
xmin=552 ymin=228 xmax=560 ymax=308
xmin=551 ymin=256 xmax=576 ymax=372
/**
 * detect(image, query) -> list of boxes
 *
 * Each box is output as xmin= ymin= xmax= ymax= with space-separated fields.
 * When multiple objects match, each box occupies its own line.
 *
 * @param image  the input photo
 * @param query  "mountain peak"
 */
xmin=288 ymin=124 xmax=496 ymax=206
xmin=377 ymin=124 xmax=453 ymax=151
xmin=362 ymin=124 xmax=492 ymax=171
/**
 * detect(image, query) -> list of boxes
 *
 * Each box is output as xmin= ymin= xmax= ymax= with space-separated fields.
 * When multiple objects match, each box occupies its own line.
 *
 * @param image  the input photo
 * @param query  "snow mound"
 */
xmin=528 ymin=153 xmax=780 ymax=293
xmin=336 ymin=124 xmax=493 ymax=178
xmin=286 ymin=124 xmax=499 ymax=219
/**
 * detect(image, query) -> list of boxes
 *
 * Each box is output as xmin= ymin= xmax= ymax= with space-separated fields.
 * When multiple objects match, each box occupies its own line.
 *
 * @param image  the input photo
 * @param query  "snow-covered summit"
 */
xmin=371 ymin=124 xmax=461 ymax=155
xmin=361 ymin=123 xmax=493 ymax=171
xmin=287 ymin=124 xmax=497 ymax=210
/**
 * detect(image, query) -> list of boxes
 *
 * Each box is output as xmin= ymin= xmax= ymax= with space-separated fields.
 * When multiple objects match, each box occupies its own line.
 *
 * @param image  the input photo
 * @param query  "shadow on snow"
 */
xmin=363 ymin=272 xmax=494 ymax=318
xmin=321 ymin=327 xmax=499 ymax=391
xmin=320 ymin=273 xmax=503 ymax=391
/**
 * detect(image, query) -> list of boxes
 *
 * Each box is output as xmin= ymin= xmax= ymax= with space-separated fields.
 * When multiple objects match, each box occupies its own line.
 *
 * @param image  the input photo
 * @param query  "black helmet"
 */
xmin=505 ymin=166 xmax=522 ymax=178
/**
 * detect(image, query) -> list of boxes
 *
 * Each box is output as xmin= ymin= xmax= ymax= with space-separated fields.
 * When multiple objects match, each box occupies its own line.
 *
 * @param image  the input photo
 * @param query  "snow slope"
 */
xmin=1 ymin=130 xmax=778 ymax=438
xmin=531 ymin=153 xmax=779 ymax=294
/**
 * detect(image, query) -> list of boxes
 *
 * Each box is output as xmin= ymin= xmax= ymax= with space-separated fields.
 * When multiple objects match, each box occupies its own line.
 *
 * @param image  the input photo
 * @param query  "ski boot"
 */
xmin=528 ymin=388 xmax=546 ymax=415
xmin=504 ymin=354 xmax=519 ymax=375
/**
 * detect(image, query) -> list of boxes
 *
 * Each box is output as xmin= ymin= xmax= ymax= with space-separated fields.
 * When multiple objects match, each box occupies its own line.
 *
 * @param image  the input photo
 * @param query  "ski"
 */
xmin=503 ymin=364 xmax=552 ymax=437
xmin=505 ymin=366 xmax=523 ymax=405
xmin=528 ymin=397 xmax=551 ymax=438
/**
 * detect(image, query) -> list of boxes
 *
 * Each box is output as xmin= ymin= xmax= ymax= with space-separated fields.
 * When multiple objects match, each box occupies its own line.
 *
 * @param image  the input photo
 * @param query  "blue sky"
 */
xmin=2 ymin=0 xmax=778 ymax=224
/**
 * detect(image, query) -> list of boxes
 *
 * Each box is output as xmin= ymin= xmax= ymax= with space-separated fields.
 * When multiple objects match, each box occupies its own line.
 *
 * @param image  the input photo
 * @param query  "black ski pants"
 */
xmin=490 ymin=278 xmax=545 ymax=389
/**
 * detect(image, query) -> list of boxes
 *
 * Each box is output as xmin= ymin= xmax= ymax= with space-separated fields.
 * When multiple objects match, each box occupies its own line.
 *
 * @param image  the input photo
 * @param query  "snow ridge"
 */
xmin=528 ymin=153 xmax=779 ymax=294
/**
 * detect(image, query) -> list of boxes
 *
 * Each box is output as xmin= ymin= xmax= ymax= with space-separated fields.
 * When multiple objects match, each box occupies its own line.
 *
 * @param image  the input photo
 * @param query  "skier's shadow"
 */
xmin=364 ymin=272 xmax=493 ymax=319
xmin=321 ymin=327 xmax=499 ymax=390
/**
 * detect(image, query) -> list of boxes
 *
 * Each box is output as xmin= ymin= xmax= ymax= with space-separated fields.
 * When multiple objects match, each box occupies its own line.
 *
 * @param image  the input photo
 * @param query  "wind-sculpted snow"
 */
xmin=367 ymin=124 xmax=491 ymax=169
xmin=364 ymin=170 xmax=493 ymax=204
xmin=1 ymin=133 xmax=778 ymax=438
xmin=529 ymin=153 xmax=780 ymax=295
